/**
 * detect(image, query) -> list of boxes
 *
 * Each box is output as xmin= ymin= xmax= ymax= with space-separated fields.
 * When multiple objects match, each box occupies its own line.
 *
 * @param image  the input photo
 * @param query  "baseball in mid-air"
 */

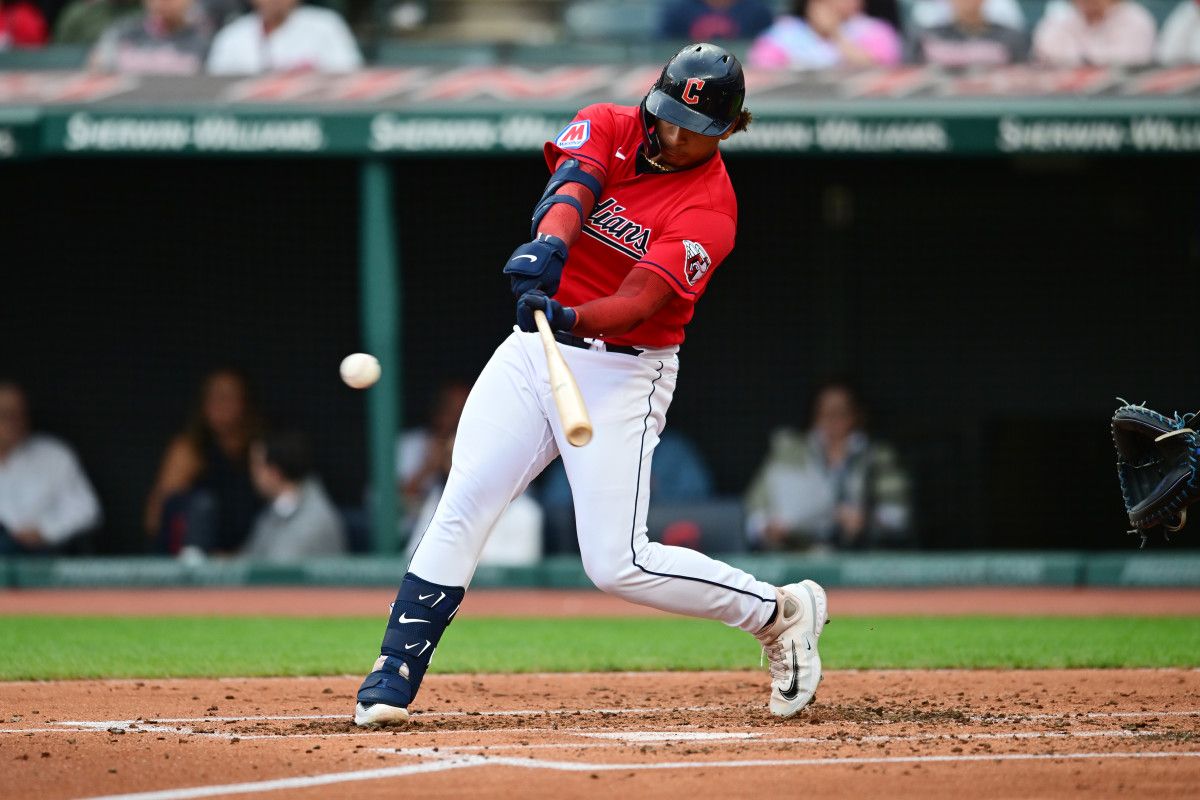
xmin=340 ymin=353 xmax=381 ymax=389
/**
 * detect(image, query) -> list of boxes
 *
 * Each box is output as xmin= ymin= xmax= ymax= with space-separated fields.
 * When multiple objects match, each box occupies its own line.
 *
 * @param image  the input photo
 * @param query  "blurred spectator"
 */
xmin=88 ymin=0 xmax=212 ymax=73
xmin=242 ymin=431 xmax=346 ymax=562
xmin=206 ymin=0 xmax=361 ymax=74
xmin=538 ymin=428 xmax=715 ymax=554
xmin=907 ymin=0 xmax=1029 ymax=65
xmin=0 ymin=381 xmax=102 ymax=554
xmin=1158 ymin=0 xmax=1200 ymax=63
xmin=54 ymin=0 xmax=138 ymax=44
xmin=657 ymin=0 xmax=775 ymax=42
xmin=743 ymin=379 xmax=910 ymax=551
xmin=908 ymin=0 xmax=1024 ymax=31
xmin=395 ymin=380 xmax=470 ymax=539
xmin=1032 ymin=0 xmax=1156 ymax=66
xmin=145 ymin=368 xmax=264 ymax=555
xmin=748 ymin=0 xmax=902 ymax=69
xmin=0 ymin=0 xmax=49 ymax=47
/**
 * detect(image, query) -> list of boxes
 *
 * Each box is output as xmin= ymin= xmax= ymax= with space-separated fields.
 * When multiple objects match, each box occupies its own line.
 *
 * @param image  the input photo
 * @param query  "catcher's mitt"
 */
xmin=1112 ymin=400 xmax=1200 ymax=544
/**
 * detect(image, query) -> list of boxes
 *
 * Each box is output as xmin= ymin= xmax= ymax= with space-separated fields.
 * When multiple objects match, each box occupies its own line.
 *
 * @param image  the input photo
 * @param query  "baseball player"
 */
xmin=354 ymin=43 xmax=828 ymax=726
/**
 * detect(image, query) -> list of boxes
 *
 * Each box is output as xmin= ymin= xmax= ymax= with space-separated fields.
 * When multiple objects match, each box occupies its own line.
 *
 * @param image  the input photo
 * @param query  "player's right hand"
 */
xmin=516 ymin=290 xmax=577 ymax=333
xmin=503 ymin=233 xmax=568 ymax=297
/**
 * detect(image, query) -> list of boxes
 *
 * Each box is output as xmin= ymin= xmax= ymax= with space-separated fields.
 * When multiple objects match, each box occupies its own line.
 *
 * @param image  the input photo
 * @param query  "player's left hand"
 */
xmin=517 ymin=290 xmax=577 ymax=334
xmin=503 ymin=234 xmax=568 ymax=297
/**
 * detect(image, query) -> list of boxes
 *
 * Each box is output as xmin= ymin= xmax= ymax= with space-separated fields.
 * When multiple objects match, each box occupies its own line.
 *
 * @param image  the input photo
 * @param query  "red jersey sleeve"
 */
xmin=543 ymin=103 xmax=618 ymax=178
xmin=634 ymin=208 xmax=735 ymax=301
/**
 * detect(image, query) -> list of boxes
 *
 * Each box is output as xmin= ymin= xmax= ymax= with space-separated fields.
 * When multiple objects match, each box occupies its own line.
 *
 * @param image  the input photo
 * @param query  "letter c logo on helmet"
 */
xmin=642 ymin=43 xmax=745 ymax=137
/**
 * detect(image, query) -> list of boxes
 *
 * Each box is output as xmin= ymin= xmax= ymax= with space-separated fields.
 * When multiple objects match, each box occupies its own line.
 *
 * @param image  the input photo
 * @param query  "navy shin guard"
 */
xmin=356 ymin=572 xmax=465 ymax=710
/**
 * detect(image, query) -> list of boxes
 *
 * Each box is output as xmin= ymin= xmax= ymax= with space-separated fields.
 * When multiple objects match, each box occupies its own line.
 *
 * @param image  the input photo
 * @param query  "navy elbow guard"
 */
xmin=530 ymin=158 xmax=603 ymax=236
xmin=503 ymin=233 xmax=569 ymax=297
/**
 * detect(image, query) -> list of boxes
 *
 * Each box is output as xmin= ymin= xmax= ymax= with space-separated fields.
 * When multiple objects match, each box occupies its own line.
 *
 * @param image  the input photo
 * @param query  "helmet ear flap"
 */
xmin=639 ymin=97 xmax=661 ymax=159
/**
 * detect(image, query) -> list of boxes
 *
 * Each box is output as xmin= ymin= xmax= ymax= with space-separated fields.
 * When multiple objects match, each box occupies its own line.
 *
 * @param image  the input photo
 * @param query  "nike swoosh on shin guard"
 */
xmin=376 ymin=573 xmax=467 ymax=702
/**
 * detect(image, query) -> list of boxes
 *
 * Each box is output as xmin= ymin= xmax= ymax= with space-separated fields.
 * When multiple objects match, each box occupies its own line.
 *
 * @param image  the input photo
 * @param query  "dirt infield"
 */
xmin=2 ymin=669 xmax=1198 ymax=799
xmin=4 ymin=586 xmax=1200 ymax=617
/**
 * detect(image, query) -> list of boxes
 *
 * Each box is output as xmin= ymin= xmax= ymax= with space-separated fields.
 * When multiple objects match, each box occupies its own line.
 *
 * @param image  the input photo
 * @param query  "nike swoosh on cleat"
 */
xmin=513 ymin=254 xmax=537 ymax=262
xmin=779 ymin=641 xmax=800 ymax=701
xmin=395 ymin=613 xmax=430 ymax=624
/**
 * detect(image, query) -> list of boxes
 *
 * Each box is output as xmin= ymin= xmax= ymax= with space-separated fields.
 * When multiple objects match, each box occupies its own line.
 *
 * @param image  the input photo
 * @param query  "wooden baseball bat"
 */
xmin=533 ymin=309 xmax=593 ymax=447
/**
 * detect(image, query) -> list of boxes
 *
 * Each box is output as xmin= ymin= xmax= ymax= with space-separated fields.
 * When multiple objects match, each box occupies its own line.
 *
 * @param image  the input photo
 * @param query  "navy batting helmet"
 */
xmin=643 ymin=43 xmax=745 ymax=137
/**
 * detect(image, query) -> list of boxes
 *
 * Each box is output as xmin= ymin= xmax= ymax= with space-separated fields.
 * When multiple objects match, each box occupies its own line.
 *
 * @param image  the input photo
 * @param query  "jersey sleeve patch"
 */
xmin=683 ymin=240 xmax=711 ymax=286
xmin=554 ymin=120 xmax=591 ymax=150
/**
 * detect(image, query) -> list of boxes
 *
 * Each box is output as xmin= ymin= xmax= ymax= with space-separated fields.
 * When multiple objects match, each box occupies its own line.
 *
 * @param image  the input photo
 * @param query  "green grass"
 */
xmin=0 ymin=616 xmax=1197 ymax=680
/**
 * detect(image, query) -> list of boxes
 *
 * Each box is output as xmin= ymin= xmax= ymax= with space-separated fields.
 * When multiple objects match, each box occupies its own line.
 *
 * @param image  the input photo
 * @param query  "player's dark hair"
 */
xmin=260 ymin=431 xmax=314 ymax=482
xmin=730 ymin=109 xmax=753 ymax=134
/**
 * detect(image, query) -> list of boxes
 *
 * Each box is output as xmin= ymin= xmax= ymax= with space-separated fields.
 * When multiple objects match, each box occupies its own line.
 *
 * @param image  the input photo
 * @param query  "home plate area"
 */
xmin=2 ymin=670 xmax=1199 ymax=799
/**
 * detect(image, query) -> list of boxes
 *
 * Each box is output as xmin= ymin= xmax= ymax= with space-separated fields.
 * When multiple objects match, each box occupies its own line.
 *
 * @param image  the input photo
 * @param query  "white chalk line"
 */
xmin=147 ymin=705 xmax=734 ymax=722
xmin=12 ymin=719 xmax=1187 ymax=750
xmin=416 ymin=749 xmax=1200 ymax=772
xmin=0 ymin=723 xmax=589 ymax=740
xmin=76 ymin=756 xmax=484 ymax=800
xmin=981 ymin=709 xmax=1200 ymax=722
xmin=73 ymin=749 xmax=1200 ymax=800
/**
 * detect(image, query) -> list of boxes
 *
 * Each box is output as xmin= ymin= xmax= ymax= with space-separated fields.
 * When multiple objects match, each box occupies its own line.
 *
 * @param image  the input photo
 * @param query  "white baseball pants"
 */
xmin=408 ymin=330 xmax=778 ymax=634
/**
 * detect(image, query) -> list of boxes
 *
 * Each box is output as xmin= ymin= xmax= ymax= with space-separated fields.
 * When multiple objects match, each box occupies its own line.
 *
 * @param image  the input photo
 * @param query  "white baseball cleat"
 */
xmin=755 ymin=579 xmax=828 ymax=718
xmin=353 ymin=655 xmax=411 ymax=727
xmin=354 ymin=701 xmax=409 ymax=726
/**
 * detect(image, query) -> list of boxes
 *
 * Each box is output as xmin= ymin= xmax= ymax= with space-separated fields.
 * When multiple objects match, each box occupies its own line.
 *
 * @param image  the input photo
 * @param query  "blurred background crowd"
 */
xmin=0 ymin=369 xmax=913 ymax=562
xmin=0 ymin=0 xmax=1198 ymax=70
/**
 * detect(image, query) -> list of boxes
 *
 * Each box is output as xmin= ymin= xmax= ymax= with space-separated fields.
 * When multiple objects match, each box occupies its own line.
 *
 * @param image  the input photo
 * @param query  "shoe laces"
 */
xmin=760 ymin=638 xmax=790 ymax=682
xmin=758 ymin=593 xmax=803 ymax=681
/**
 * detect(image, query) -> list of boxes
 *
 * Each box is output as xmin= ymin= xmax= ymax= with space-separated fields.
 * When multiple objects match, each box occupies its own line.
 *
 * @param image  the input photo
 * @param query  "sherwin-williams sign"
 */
xmin=2 ymin=66 xmax=1198 ymax=158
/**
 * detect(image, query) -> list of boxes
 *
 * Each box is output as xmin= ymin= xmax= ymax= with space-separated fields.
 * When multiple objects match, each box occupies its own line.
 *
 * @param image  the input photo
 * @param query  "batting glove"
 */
xmin=517 ymin=290 xmax=577 ymax=334
xmin=503 ymin=234 xmax=568 ymax=297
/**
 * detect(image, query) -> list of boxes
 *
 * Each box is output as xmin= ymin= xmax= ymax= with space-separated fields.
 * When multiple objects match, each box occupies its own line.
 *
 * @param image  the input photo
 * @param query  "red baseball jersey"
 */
xmin=544 ymin=102 xmax=738 ymax=348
